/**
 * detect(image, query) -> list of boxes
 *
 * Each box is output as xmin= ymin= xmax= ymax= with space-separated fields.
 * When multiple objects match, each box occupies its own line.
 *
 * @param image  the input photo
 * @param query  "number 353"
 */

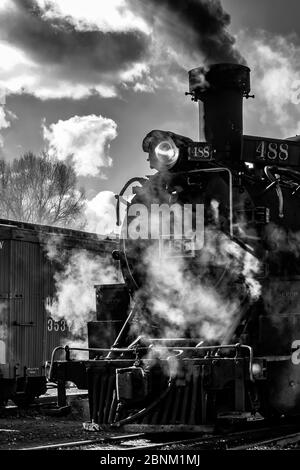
xmin=47 ymin=318 xmax=67 ymax=332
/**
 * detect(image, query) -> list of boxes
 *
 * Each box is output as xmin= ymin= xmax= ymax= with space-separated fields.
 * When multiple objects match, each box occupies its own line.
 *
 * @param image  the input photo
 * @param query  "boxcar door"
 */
xmin=9 ymin=239 xmax=46 ymax=379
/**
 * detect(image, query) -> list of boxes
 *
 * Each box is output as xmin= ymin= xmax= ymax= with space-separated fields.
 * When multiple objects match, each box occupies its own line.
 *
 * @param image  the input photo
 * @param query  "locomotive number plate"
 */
xmin=255 ymin=140 xmax=289 ymax=162
xmin=243 ymin=135 xmax=300 ymax=166
xmin=187 ymin=143 xmax=213 ymax=161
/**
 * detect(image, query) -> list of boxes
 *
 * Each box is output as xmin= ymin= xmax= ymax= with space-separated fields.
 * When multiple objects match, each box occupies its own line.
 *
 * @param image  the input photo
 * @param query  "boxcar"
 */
xmin=0 ymin=218 xmax=117 ymax=406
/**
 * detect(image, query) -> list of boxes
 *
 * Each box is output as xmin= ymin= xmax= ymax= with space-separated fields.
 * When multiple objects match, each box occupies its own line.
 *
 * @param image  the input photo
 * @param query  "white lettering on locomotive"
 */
xmin=291 ymin=340 xmax=300 ymax=365
xmin=256 ymin=141 xmax=289 ymax=162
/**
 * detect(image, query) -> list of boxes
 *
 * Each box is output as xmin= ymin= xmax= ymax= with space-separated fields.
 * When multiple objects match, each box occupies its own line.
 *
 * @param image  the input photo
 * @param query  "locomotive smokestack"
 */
xmin=188 ymin=63 xmax=251 ymax=162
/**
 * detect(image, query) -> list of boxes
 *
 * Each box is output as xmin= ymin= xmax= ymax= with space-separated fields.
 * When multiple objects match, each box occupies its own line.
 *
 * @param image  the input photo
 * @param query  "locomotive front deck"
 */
xmin=50 ymin=340 xmax=264 ymax=431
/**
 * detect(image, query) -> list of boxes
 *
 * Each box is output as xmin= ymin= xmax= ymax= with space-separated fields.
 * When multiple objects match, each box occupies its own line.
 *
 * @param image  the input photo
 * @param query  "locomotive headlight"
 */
xmin=142 ymin=129 xmax=194 ymax=172
xmin=154 ymin=139 xmax=179 ymax=170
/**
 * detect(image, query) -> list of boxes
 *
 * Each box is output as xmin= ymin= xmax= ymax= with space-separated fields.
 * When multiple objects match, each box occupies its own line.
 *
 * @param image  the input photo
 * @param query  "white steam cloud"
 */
xmin=133 ymin=230 xmax=261 ymax=344
xmin=43 ymin=114 xmax=117 ymax=177
xmin=46 ymin=249 xmax=119 ymax=342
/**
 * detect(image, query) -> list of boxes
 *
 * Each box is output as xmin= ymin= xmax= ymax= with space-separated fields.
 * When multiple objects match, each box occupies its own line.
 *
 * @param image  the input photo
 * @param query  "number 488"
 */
xmin=256 ymin=141 xmax=289 ymax=161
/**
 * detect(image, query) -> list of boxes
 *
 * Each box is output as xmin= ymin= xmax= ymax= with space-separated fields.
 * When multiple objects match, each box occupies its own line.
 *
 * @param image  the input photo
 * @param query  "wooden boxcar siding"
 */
xmin=9 ymin=239 xmax=53 ymax=374
xmin=0 ymin=237 xmax=11 ymax=369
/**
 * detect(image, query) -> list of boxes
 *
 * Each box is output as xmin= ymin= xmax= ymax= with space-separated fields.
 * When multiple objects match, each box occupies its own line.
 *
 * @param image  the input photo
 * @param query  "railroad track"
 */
xmin=231 ymin=432 xmax=300 ymax=450
xmin=19 ymin=433 xmax=150 ymax=450
xmin=122 ymin=428 xmax=300 ymax=452
xmin=17 ymin=423 xmax=300 ymax=451
xmin=19 ymin=433 xmax=213 ymax=451
xmin=121 ymin=426 xmax=300 ymax=451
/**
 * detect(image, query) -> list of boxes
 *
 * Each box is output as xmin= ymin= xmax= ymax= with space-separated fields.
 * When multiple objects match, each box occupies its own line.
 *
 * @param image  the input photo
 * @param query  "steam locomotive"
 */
xmin=51 ymin=63 xmax=300 ymax=430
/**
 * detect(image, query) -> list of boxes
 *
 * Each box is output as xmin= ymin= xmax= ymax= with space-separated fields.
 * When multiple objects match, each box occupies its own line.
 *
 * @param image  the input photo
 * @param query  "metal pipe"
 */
xmin=127 ymin=335 xmax=145 ymax=349
xmin=115 ymin=177 xmax=147 ymax=226
xmin=127 ymin=337 xmax=204 ymax=349
xmin=48 ymin=346 xmax=65 ymax=380
xmin=198 ymin=101 xmax=205 ymax=142
xmin=264 ymin=166 xmax=284 ymax=218
xmin=240 ymin=344 xmax=254 ymax=382
xmin=62 ymin=344 xmax=245 ymax=353
xmin=49 ymin=342 xmax=248 ymax=357
xmin=106 ymin=297 xmax=143 ymax=358
xmin=110 ymin=378 xmax=175 ymax=428
xmin=64 ymin=347 xmax=136 ymax=353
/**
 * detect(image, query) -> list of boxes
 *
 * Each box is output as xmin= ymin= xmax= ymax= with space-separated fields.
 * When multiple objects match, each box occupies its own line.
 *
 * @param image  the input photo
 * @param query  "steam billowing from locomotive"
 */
xmin=130 ymin=0 xmax=246 ymax=66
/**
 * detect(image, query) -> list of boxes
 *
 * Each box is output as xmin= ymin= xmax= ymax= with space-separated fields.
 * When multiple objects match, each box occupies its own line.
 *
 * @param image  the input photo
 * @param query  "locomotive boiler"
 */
xmin=50 ymin=63 xmax=300 ymax=430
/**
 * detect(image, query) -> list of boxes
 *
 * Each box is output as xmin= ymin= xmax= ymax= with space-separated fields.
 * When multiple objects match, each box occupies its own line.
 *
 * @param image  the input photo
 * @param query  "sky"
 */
xmin=0 ymin=0 xmax=300 ymax=230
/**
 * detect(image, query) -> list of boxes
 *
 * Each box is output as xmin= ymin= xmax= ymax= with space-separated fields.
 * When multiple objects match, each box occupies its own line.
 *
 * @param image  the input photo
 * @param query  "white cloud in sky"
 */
xmin=85 ymin=190 xmax=117 ymax=235
xmin=0 ymin=0 xmax=203 ymax=102
xmin=37 ymin=0 xmax=150 ymax=34
xmin=0 ymin=1 xmax=151 ymax=100
xmin=1 ymin=0 xmax=300 ymax=145
xmin=43 ymin=114 xmax=118 ymax=177
xmin=238 ymin=31 xmax=300 ymax=137
xmin=0 ymin=105 xmax=11 ymax=147
xmin=28 ymin=78 xmax=116 ymax=101
xmin=84 ymin=189 xmax=130 ymax=235
xmin=0 ymin=41 xmax=33 ymax=73
xmin=0 ymin=40 xmax=117 ymax=100
xmin=120 ymin=62 xmax=149 ymax=83
xmin=0 ymin=0 xmax=13 ymax=12
xmin=0 ymin=41 xmax=38 ymax=97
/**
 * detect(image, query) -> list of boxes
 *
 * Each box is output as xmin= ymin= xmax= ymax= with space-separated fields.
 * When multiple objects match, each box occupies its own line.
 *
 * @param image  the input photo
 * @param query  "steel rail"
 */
xmin=230 ymin=431 xmax=300 ymax=450
xmin=121 ymin=425 xmax=300 ymax=452
xmin=18 ymin=433 xmax=146 ymax=451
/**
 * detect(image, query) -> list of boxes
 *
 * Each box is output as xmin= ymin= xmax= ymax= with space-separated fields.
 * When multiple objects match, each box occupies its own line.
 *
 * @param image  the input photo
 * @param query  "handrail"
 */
xmin=48 ymin=341 xmax=254 ymax=382
xmin=127 ymin=336 xmax=204 ymax=349
xmin=115 ymin=177 xmax=148 ymax=226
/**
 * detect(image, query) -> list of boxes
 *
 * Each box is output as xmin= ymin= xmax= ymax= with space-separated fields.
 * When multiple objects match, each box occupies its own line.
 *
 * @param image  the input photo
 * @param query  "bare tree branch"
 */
xmin=0 ymin=152 xmax=86 ymax=228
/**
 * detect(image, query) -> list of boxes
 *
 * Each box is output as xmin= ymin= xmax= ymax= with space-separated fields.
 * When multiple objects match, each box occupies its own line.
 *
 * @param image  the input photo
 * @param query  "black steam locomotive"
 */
xmin=51 ymin=63 xmax=300 ymax=430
